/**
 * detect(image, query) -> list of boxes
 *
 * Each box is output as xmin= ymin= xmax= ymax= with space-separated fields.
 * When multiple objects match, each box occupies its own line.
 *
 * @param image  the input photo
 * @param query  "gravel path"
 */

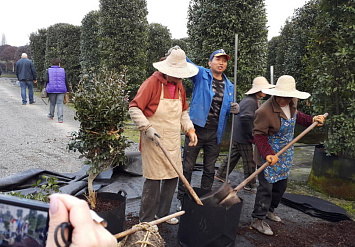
xmin=0 ymin=77 xmax=85 ymax=178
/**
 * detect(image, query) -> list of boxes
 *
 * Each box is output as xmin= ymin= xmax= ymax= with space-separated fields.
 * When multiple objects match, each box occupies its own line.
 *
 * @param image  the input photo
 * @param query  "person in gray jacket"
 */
xmin=215 ymin=77 xmax=274 ymax=190
xmin=15 ymin=53 xmax=37 ymax=105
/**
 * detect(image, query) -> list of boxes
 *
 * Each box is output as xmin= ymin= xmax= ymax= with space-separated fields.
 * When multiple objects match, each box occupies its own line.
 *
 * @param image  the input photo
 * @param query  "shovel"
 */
xmin=155 ymin=138 xmax=203 ymax=206
xmin=201 ymin=113 xmax=328 ymax=207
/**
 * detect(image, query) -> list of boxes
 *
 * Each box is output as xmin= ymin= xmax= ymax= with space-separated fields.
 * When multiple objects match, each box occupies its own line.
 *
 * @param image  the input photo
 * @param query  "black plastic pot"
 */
xmin=96 ymin=191 xmax=127 ymax=235
xmin=178 ymin=188 xmax=243 ymax=247
xmin=309 ymin=145 xmax=355 ymax=200
xmin=78 ymin=191 xmax=127 ymax=235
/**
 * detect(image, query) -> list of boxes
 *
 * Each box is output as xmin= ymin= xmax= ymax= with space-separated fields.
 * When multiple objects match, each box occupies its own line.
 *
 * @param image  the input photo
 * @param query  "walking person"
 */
xmin=177 ymin=49 xmax=239 ymax=208
xmin=129 ymin=47 xmax=198 ymax=227
xmin=45 ymin=58 xmax=69 ymax=123
xmin=215 ymin=77 xmax=275 ymax=191
xmin=15 ymin=53 xmax=37 ymax=105
xmin=251 ymin=75 xmax=326 ymax=235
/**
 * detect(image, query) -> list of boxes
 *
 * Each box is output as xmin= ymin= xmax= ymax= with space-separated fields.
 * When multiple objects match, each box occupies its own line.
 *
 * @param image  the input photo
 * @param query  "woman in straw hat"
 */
xmin=215 ymin=77 xmax=275 ymax=191
xmin=129 ymin=47 xmax=198 ymax=227
xmin=251 ymin=75 xmax=325 ymax=236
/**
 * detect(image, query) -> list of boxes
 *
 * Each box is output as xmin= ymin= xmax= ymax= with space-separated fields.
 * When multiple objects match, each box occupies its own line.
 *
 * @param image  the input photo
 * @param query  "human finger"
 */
xmin=46 ymin=194 xmax=70 ymax=247
xmin=50 ymin=194 xmax=116 ymax=247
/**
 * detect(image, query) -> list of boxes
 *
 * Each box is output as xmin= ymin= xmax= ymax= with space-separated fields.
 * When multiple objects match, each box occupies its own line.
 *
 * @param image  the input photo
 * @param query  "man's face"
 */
xmin=208 ymin=55 xmax=228 ymax=75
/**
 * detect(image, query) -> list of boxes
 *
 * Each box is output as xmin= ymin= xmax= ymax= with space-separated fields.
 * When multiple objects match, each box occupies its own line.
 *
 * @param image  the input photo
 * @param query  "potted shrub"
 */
xmin=304 ymin=0 xmax=355 ymax=199
xmin=68 ymin=67 xmax=130 ymax=208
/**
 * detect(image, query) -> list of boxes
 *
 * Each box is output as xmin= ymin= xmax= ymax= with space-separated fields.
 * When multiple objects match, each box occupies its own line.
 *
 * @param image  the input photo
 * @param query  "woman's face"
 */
xmin=165 ymin=75 xmax=182 ymax=84
xmin=256 ymin=91 xmax=266 ymax=99
xmin=275 ymin=96 xmax=293 ymax=107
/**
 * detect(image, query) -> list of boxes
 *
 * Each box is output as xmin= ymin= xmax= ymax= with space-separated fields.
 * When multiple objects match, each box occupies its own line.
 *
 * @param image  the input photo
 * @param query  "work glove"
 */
xmin=266 ymin=155 xmax=278 ymax=165
xmin=145 ymin=126 xmax=161 ymax=146
xmin=313 ymin=115 xmax=325 ymax=126
xmin=186 ymin=129 xmax=198 ymax=146
xmin=230 ymin=102 xmax=240 ymax=114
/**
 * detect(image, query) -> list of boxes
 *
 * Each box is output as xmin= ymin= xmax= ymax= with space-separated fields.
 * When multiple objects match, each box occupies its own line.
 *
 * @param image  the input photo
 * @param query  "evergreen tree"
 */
xmin=305 ymin=0 xmax=355 ymax=157
xmin=98 ymin=0 xmax=149 ymax=98
xmin=45 ymin=23 xmax=81 ymax=90
xmin=80 ymin=11 xmax=100 ymax=73
xmin=187 ymin=0 xmax=268 ymax=98
xmin=146 ymin=23 xmax=172 ymax=77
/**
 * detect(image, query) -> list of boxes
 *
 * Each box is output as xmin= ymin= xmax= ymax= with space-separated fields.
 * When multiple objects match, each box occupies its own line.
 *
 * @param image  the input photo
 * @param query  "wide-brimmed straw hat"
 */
xmin=245 ymin=76 xmax=275 ymax=95
xmin=262 ymin=75 xmax=310 ymax=99
xmin=153 ymin=48 xmax=198 ymax=78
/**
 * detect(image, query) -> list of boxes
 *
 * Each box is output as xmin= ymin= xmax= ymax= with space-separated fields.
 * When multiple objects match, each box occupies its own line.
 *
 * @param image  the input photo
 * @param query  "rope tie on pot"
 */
xmin=117 ymin=222 xmax=164 ymax=247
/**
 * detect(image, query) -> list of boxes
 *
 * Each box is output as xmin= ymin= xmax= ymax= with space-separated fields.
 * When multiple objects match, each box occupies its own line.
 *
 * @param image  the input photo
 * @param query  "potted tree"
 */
xmin=303 ymin=0 xmax=355 ymax=200
xmin=67 ymin=68 xmax=130 ymax=233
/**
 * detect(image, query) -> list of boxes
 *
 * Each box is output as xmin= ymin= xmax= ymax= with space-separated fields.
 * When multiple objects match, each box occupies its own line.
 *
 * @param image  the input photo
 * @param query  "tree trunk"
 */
xmin=87 ymin=172 xmax=99 ymax=209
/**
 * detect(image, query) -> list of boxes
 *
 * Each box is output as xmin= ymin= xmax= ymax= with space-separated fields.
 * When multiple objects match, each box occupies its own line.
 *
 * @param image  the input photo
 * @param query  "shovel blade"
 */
xmin=200 ymin=182 xmax=233 ymax=206
xmin=218 ymin=191 xmax=241 ymax=207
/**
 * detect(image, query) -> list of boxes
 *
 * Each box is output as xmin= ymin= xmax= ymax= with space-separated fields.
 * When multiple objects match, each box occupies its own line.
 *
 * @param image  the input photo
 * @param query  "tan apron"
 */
xmin=141 ymin=84 xmax=182 ymax=180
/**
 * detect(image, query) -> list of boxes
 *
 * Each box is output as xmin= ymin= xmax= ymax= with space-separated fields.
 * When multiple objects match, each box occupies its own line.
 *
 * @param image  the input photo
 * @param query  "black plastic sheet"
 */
xmin=0 ymin=166 xmax=114 ymax=196
xmin=281 ymin=193 xmax=352 ymax=222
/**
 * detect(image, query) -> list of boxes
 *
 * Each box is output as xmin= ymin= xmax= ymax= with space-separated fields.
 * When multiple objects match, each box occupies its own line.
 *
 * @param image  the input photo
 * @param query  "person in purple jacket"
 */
xmin=45 ymin=58 xmax=69 ymax=123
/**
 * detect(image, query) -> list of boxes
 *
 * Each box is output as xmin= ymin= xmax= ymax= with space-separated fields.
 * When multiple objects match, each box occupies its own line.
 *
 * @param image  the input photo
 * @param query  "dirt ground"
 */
xmin=114 ymin=166 xmax=355 ymax=247
xmin=237 ymin=220 xmax=355 ymax=247
xmin=123 ymin=215 xmax=355 ymax=247
xmin=123 ymin=200 xmax=355 ymax=247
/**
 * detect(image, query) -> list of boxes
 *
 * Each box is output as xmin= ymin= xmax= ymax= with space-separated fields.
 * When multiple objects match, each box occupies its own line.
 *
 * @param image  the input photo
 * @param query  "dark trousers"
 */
xmin=139 ymin=178 xmax=178 ymax=222
xmin=217 ymin=141 xmax=256 ymax=185
xmin=177 ymin=125 xmax=220 ymax=201
xmin=252 ymin=171 xmax=288 ymax=219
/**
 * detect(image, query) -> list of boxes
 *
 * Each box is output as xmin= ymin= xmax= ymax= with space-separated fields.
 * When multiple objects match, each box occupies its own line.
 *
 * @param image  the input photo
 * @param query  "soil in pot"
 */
xmin=78 ymin=191 xmax=127 ymax=236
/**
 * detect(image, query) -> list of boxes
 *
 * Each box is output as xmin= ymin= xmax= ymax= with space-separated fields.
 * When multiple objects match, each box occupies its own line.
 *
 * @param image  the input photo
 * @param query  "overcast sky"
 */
xmin=1 ymin=0 xmax=309 ymax=47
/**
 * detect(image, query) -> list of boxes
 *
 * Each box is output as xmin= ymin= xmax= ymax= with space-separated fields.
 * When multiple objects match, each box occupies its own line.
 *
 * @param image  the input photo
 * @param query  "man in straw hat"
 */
xmin=129 ymin=47 xmax=198 ymax=227
xmin=215 ymin=77 xmax=275 ymax=192
xmin=176 ymin=49 xmax=240 ymax=209
xmin=251 ymin=75 xmax=326 ymax=236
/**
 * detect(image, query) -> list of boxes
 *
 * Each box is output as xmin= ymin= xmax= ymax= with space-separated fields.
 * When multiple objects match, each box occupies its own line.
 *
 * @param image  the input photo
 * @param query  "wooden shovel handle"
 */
xmin=156 ymin=138 xmax=203 ymax=205
xmin=233 ymin=113 xmax=328 ymax=192
xmin=114 ymin=211 xmax=185 ymax=239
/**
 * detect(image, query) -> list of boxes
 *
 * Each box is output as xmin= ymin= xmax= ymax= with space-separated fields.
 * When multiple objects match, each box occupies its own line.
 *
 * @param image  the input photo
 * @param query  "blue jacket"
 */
xmin=187 ymin=58 xmax=234 ymax=144
xmin=15 ymin=58 xmax=37 ymax=81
